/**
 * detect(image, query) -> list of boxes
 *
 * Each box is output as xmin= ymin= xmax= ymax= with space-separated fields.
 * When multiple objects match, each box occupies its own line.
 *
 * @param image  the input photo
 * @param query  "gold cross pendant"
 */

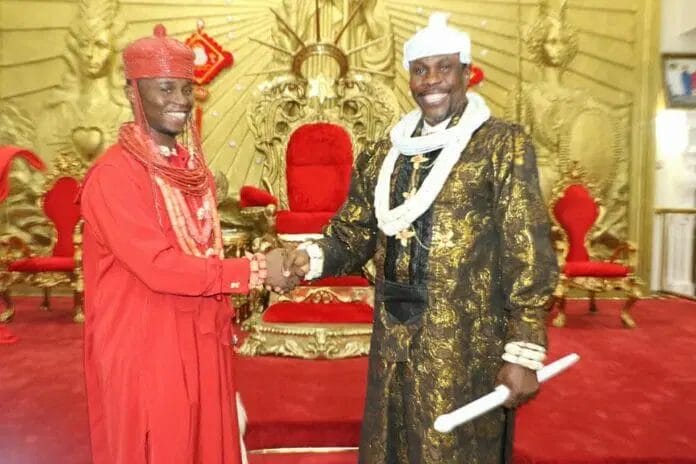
xmin=396 ymin=228 xmax=415 ymax=247
xmin=410 ymin=154 xmax=428 ymax=170
xmin=402 ymin=188 xmax=417 ymax=200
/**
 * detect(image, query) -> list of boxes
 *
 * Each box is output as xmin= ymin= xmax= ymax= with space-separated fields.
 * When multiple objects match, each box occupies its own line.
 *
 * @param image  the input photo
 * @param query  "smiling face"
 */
xmin=127 ymin=77 xmax=194 ymax=146
xmin=409 ymin=53 xmax=470 ymax=125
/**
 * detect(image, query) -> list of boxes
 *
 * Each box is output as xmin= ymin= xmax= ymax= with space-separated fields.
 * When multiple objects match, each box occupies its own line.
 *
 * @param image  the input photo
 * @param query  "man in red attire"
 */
xmin=81 ymin=25 xmax=287 ymax=464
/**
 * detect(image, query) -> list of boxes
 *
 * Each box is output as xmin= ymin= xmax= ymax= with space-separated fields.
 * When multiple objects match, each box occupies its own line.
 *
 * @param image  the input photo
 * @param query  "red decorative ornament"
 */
xmin=468 ymin=65 xmax=484 ymax=88
xmin=184 ymin=20 xmax=234 ymax=133
xmin=184 ymin=21 xmax=234 ymax=85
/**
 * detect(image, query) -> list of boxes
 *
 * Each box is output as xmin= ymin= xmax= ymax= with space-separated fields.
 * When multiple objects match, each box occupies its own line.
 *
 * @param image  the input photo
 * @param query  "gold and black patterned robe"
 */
xmin=316 ymin=116 xmax=559 ymax=463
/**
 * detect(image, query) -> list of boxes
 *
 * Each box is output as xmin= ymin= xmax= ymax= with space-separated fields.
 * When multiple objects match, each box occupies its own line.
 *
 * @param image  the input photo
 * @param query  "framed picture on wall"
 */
xmin=663 ymin=53 xmax=696 ymax=108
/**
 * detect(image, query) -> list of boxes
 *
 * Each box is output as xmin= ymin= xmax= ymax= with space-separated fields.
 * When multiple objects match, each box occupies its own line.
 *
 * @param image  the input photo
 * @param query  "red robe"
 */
xmin=80 ymin=143 xmax=249 ymax=464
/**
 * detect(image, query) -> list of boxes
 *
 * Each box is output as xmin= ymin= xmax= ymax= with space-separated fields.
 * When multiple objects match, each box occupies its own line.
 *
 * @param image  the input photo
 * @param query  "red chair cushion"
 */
xmin=262 ymin=302 xmax=373 ymax=324
xmin=276 ymin=211 xmax=334 ymax=234
xmin=552 ymin=184 xmax=598 ymax=263
xmin=303 ymin=276 xmax=370 ymax=287
xmin=44 ymin=177 xmax=81 ymax=257
xmin=286 ymin=123 xmax=353 ymax=213
xmin=8 ymin=256 xmax=74 ymax=273
xmin=563 ymin=261 xmax=629 ymax=278
xmin=239 ymin=185 xmax=278 ymax=208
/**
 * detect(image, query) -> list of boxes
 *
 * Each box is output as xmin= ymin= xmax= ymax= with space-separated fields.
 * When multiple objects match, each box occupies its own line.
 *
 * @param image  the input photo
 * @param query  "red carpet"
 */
xmin=515 ymin=298 xmax=696 ymax=464
xmin=1 ymin=297 xmax=696 ymax=463
xmin=237 ymin=356 xmax=366 ymax=450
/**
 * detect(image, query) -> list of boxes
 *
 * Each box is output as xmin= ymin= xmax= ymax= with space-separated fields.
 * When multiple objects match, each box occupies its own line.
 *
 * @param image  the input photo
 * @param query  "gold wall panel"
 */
xmin=0 ymin=0 xmax=658 ymax=282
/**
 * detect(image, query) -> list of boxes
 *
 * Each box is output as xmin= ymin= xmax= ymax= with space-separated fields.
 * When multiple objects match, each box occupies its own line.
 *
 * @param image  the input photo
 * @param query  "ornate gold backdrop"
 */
xmin=0 ymin=0 xmax=659 ymax=282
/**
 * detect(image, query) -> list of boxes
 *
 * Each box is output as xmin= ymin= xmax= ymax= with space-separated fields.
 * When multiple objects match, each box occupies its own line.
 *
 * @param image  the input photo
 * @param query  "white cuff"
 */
xmin=502 ymin=353 xmax=544 ymax=371
xmin=297 ymin=242 xmax=324 ymax=280
xmin=502 ymin=341 xmax=546 ymax=370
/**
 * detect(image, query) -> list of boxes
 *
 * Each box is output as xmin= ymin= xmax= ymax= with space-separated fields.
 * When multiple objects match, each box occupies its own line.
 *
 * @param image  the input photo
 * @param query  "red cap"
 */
xmin=123 ymin=24 xmax=194 ymax=80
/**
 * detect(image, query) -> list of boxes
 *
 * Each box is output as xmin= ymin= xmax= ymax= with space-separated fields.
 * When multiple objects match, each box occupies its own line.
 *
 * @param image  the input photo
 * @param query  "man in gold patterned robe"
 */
xmin=287 ymin=13 xmax=558 ymax=463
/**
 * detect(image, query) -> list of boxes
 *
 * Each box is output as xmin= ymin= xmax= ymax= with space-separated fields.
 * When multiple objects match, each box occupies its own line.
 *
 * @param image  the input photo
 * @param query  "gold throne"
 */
xmin=549 ymin=162 xmax=643 ymax=328
xmin=237 ymin=5 xmax=399 ymax=359
xmin=1 ymin=147 xmax=85 ymax=324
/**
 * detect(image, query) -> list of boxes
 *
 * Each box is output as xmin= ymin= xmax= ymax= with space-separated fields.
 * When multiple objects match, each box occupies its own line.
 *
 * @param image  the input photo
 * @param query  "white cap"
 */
xmin=402 ymin=12 xmax=472 ymax=70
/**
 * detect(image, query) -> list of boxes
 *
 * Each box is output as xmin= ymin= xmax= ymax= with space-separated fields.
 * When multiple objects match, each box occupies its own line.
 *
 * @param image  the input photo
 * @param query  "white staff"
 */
xmin=434 ymin=353 xmax=580 ymax=433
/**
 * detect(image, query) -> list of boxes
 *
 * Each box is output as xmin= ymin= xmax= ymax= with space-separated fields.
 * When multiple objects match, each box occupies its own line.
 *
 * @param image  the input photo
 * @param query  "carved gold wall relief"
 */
xmin=1 ymin=0 xmax=130 ymax=248
xmin=271 ymin=0 xmax=395 ymax=82
xmin=506 ymin=1 xmax=632 ymax=257
xmin=33 ymin=0 xmax=130 ymax=178
xmin=0 ymin=103 xmax=52 ymax=253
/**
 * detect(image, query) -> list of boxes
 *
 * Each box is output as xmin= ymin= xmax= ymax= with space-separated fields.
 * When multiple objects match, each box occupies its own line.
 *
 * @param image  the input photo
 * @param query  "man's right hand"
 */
xmin=284 ymin=249 xmax=310 ymax=280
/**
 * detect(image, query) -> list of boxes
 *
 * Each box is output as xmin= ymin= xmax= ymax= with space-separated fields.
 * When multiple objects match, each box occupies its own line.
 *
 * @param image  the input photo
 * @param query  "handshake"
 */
xmin=259 ymin=248 xmax=311 ymax=293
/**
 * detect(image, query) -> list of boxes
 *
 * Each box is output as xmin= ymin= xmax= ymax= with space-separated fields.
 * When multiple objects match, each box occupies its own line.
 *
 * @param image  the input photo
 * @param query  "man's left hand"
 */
xmin=495 ymin=362 xmax=540 ymax=409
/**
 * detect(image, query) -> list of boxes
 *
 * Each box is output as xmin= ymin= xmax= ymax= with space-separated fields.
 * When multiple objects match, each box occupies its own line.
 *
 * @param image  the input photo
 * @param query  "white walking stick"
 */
xmin=434 ymin=353 xmax=580 ymax=433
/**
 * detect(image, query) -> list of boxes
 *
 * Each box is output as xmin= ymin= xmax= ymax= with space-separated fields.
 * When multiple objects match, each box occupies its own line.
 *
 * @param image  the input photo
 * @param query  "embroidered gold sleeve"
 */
xmin=317 ymin=145 xmax=384 ymax=277
xmin=495 ymin=127 xmax=559 ymax=347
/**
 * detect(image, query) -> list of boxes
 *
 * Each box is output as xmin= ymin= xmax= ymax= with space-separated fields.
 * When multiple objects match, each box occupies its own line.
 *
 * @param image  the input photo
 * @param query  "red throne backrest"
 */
xmin=552 ymin=183 xmax=599 ymax=263
xmin=285 ymin=123 xmax=353 ymax=213
xmin=43 ymin=177 xmax=81 ymax=257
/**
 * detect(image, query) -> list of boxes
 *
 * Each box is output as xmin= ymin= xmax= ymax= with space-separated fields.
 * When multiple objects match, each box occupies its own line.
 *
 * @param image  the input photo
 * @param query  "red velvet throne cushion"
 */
xmin=563 ymin=261 xmax=629 ymax=277
xmin=239 ymin=185 xmax=278 ymax=208
xmin=262 ymin=302 xmax=373 ymax=324
xmin=285 ymin=122 xmax=353 ymax=213
xmin=8 ymin=256 xmax=74 ymax=273
xmin=44 ymin=177 xmax=81 ymax=258
xmin=239 ymin=123 xmax=354 ymax=234
xmin=552 ymin=184 xmax=597 ymax=263
xmin=274 ymin=123 xmax=354 ymax=234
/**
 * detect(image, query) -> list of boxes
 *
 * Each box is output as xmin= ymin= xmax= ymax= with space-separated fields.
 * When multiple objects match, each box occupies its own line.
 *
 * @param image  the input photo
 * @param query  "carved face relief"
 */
xmin=80 ymin=30 xmax=113 ymax=78
xmin=543 ymin=22 xmax=565 ymax=67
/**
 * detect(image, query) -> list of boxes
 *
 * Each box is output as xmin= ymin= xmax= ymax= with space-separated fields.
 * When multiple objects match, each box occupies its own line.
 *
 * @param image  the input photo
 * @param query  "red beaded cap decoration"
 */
xmin=123 ymin=24 xmax=194 ymax=80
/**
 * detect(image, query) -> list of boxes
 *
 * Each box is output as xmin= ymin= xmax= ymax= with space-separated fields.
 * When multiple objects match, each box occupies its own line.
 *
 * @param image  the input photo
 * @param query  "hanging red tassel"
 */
xmin=193 ymin=85 xmax=209 ymax=136
xmin=195 ymin=105 xmax=203 ymax=135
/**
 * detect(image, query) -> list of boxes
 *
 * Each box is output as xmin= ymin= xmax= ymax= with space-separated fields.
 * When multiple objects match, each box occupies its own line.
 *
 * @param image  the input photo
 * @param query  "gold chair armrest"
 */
xmin=73 ymin=219 xmax=84 ymax=279
xmin=241 ymin=204 xmax=279 ymax=252
xmin=0 ymin=235 xmax=33 ymax=266
xmin=609 ymin=240 xmax=638 ymax=268
xmin=550 ymin=228 xmax=568 ymax=267
xmin=240 ymin=204 xmax=277 ymax=230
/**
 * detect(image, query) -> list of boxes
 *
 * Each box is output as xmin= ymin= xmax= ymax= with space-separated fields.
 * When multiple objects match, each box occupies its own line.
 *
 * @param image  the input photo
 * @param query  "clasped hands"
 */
xmin=263 ymin=248 xmax=311 ymax=293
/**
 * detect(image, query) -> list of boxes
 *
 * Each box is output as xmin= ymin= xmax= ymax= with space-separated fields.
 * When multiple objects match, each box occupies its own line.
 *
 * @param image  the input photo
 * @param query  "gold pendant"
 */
xmin=410 ymin=154 xmax=428 ymax=170
xmin=396 ymin=228 xmax=415 ymax=247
